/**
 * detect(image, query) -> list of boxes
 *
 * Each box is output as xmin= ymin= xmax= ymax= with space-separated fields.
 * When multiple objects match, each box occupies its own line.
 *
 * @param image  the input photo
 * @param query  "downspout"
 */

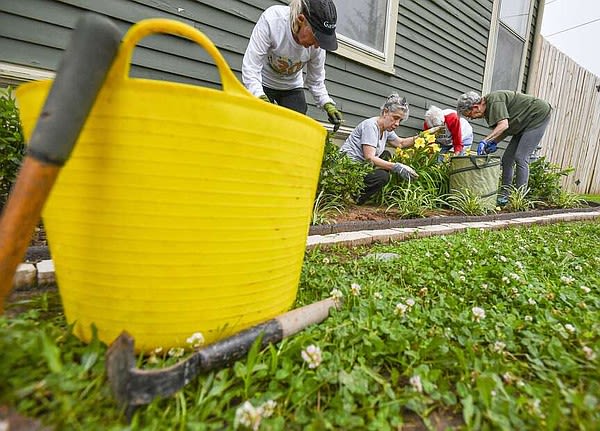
xmin=526 ymin=0 xmax=546 ymax=94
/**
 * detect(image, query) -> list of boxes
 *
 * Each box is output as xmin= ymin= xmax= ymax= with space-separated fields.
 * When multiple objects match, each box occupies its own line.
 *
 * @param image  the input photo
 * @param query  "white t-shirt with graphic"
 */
xmin=242 ymin=5 xmax=332 ymax=107
xmin=340 ymin=117 xmax=398 ymax=162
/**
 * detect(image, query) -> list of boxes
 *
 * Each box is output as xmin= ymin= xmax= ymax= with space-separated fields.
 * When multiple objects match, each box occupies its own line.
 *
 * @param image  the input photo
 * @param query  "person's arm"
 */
xmin=305 ymin=49 xmax=332 ymax=107
xmin=389 ymin=135 xmax=416 ymax=149
xmin=445 ymin=113 xmax=463 ymax=154
xmin=241 ymin=15 xmax=271 ymax=98
xmin=484 ymin=118 xmax=509 ymax=142
xmin=362 ymin=145 xmax=395 ymax=170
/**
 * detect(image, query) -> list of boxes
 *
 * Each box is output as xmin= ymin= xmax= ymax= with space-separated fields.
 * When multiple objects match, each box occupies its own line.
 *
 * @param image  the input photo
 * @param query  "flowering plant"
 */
xmin=393 ymin=130 xmax=441 ymax=168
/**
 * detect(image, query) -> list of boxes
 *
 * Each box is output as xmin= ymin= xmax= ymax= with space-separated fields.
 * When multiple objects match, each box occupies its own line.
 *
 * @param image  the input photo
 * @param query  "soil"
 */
xmin=329 ymin=204 xmax=462 ymax=224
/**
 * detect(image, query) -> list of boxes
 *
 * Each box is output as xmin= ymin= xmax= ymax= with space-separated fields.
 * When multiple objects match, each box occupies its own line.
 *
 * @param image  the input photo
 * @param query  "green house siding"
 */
xmin=0 ymin=0 xmax=541 ymax=137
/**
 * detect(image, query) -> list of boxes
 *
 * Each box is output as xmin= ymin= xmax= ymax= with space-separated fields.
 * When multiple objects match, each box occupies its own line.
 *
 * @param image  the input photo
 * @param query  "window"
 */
xmin=334 ymin=0 xmax=399 ymax=74
xmin=484 ymin=0 xmax=533 ymax=92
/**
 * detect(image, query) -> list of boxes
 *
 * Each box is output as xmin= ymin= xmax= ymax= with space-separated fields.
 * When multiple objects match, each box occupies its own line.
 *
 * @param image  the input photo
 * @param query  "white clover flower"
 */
xmin=350 ymin=283 xmax=362 ymax=297
xmin=374 ymin=292 xmax=383 ymax=300
xmin=502 ymin=372 xmax=515 ymax=384
xmin=524 ymin=315 xmax=533 ymax=322
xmin=168 ymin=347 xmax=185 ymax=358
xmin=528 ymin=298 xmax=537 ymax=306
xmin=561 ymin=275 xmax=575 ymax=284
xmin=330 ymin=288 xmax=343 ymax=306
xmin=499 ymin=255 xmax=508 ymax=263
xmin=502 ymin=276 xmax=510 ymax=284
xmin=564 ymin=323 xmax=576 ymax=334
xmin=580 ymin=285 xmax=591 ymax=294
xmin=575 ymin=265 xmax=582 ymax=272
xmin=425 ymin=251 xmax=432 ymax=258
xmin=186 ymin=332 xmax=205 ymax=349
xmin=515 ymin=261 xmax=524 ymax=270
xmin=510 ymin=273 xmax=521 ymax=281
xmin=459 ymin=275 xmax=466 ymax=282
xmin=301 ymin=345 xmax=322 ymax=369
xmin=466 ymin=259 xmax=473 ymax=267
xmin=418 ymin=287 xmax=428 ymax=297
xmin=153 ymin=347 xmax=163 ymax=355
xmin=472 ymin=307 xmax=486 ymax=322
xmin=259 ymin=400 xmax=277 ymax=418
xmin=235 ymin=401 xmax=262 ymax=431
xmin=406 ymin=298 xmax=416 ymax=308
xmin=583 ymin=346 xmax=597 ymax=361
xmin=493 ymin=341 xmax=506 ymax=353
xmin=511 ymin=287 xmax=519 ymax=295
xmin=481 ymin=283 xmax=489 ymax=290
xmin=409 ymin=375 xmax=423 ymax=393
xmin=322 ymin=257 xmax=330 ymax=264
xmin=394 ymin=303 xmax=408 ymax=316
xmin=444 ymin=251 xmax=450 ymax=259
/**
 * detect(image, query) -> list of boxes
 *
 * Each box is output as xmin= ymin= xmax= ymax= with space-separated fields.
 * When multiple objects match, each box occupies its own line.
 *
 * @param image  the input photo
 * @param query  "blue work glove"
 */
xmin=477 ymin=140 xmax=497 ymax=155
xmin=391 ymin=163 xmax=418 ymax=180
xmin=323 ymin=102 xmax=343 ymax=132
xmin=485 ymin=141 xmax=498 ymax=154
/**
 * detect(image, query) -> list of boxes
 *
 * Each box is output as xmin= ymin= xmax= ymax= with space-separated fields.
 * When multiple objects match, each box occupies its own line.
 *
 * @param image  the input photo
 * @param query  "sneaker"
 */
xmin=497 ymin=196 xmax=508 ymax=206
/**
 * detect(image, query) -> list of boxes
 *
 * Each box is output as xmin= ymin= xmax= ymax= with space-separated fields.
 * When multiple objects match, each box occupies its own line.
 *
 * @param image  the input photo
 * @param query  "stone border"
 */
xmin=13 ymin=207 xmax=600 ymax=291
xmin=306 ymin=208 xmax=600 ymax=250
xmin=308 ymin=204 xmax=600 ymax=236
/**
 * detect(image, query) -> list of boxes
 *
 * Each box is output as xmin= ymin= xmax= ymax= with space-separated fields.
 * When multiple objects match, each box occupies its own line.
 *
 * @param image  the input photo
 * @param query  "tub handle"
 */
xmin=108 ymin=18 xmax=249 ymax=97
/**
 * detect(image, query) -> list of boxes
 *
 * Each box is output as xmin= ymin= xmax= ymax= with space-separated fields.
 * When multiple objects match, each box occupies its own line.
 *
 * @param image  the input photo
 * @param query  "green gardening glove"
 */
xmin=259 ymin=94 xmax=271 ymax=103
xmin=323 ymin=102 xmax=343 ymax=132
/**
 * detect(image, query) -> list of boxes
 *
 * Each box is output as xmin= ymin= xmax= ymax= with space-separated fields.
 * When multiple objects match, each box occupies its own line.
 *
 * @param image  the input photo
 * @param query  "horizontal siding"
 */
xmin=1 ymin=0 xmax=540 ymax=140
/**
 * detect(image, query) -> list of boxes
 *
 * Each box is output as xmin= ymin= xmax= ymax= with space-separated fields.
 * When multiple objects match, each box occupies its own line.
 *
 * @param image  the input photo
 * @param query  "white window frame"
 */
xmin=334 ymin=0 xmax=399 ymax=75
xmin=0 ymin=62 xmax=54 ymax=86
xmin=482 ymin=0 xmax=535 ymax=93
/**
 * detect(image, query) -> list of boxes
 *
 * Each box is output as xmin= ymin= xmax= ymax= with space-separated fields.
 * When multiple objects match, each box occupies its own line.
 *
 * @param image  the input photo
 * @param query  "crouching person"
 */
xmin=339 ymin=94 xmax=422 ymax=205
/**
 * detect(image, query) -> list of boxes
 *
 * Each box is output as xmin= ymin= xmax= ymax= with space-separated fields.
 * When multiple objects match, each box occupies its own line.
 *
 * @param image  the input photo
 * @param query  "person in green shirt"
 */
xmin=456 ymin=90 xmax=552 ymax=205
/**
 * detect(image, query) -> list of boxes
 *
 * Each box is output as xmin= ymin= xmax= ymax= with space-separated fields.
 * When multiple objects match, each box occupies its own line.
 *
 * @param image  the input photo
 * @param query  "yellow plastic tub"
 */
xmin=16 ymin=19 xmax=326 ymax=351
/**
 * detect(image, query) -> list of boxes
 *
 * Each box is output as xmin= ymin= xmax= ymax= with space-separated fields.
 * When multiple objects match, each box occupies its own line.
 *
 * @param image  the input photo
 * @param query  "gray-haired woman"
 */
xmin=457 ymin=90 xmax=551 ymax=205
xmin=340 ymin=94 xmax=435 ymax=205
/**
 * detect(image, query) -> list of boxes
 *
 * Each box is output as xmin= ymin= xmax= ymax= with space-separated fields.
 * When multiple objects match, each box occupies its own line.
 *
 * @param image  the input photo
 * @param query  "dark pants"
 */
xmin=263 ymin=87 xmax=307 ymax=114
xmin=357 ymin=151 xmax=391 ymax=205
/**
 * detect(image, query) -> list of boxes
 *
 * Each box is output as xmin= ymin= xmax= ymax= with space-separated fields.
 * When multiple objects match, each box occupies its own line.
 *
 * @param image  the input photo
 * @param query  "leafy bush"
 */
xmin=528 ymin=157 xmax=574 ymax=204
xmin=0 ymin=87 xmax=25 ymax=209
xmin=315 ymin=133 xmax=370 ymax=206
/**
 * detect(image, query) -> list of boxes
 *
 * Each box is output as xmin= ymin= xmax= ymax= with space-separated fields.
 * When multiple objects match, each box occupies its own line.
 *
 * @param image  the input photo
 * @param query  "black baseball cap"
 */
xmin=302 ymin=0 xmax=338 ymax=51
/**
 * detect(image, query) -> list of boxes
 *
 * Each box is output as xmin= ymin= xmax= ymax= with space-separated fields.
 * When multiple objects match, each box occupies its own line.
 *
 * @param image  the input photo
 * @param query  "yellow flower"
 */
xmin=414 ymin=137 xmax=426 ymax=148
xmin=424 ymin=132 xmax=436 ymax=144
xmin=395 ymin=147 xmax=404 ymax=156
xmin=429 ymin=143 xmax=441 ymax=154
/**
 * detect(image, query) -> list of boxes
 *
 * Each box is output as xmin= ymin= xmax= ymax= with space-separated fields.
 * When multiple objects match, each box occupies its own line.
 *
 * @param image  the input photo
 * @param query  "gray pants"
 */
xmin=500 ymin=113 xmax=551 ymax=196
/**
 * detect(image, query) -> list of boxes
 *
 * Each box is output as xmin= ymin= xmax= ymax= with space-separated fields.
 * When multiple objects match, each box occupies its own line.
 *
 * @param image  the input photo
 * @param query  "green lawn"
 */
xmin=1 ymin=221 xmax=599 ymax=430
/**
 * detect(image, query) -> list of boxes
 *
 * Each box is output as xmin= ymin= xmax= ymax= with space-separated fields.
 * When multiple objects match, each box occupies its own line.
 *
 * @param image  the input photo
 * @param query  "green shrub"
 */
xmin=528 ymin=156 xmax=573 ymax=204
xmin=0 ymin=87 xmax=25 ymax=208
xmin=315 ymin=133 xmax=370 ymax=206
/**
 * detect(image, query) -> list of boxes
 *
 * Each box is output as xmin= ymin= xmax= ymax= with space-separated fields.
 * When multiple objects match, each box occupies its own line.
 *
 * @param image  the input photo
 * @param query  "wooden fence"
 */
xmin=529 ymin=38 xmax=600 ymax=195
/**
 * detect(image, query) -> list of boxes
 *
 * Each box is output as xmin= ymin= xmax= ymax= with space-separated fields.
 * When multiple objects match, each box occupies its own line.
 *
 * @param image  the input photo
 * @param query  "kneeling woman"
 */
xmin=340 ymin=94 xmax=427 ymax=205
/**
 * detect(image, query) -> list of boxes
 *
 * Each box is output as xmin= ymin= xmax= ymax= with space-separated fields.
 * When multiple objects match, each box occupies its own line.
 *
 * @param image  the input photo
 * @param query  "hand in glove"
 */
xmin=391 ymin=163 xmax=418 ymax=180
xmin=323 ymin=102 xmax=343 ymax=131
xmin=259 ymin=94 xmax=271 ymax=103
xmin=477 ymin=140 xmax=497 ymax=155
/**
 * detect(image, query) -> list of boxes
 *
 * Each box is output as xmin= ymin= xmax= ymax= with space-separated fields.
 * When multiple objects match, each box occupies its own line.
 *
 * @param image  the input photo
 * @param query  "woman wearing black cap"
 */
xmin=242 ymin=0 xmax=342 ymax=129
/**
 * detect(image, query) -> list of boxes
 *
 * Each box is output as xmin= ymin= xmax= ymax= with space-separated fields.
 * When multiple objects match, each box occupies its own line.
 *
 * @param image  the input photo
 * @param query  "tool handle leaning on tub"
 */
xmin=0 ymin=13 xmax=122 ymax=313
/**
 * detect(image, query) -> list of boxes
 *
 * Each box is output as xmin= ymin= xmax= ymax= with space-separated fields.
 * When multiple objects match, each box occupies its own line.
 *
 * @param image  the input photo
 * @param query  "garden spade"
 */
xmin=105 ymin=297 xmax=339 ymax=420
xmin=0 ymin=14 xmax=121 ymax=312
